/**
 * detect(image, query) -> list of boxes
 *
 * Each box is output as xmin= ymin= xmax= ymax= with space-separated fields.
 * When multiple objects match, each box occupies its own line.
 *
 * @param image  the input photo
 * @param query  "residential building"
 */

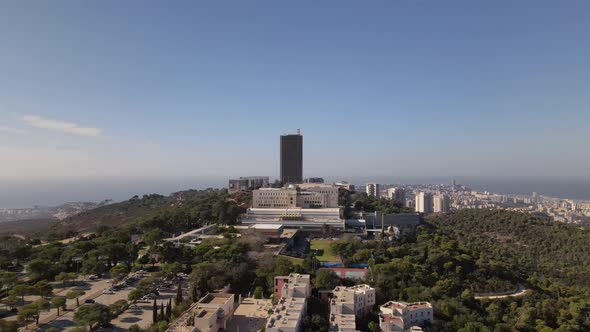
xmin=433 ymin=194 xmax=450 ymax=213
xmin=415 ymin=192 xmax=433 ymax=213
xmin=265 ymin=296 xmax=307 ymax=332
xmin=228 ymin=176 xmax=269 ymax=193
xmin=379 ymin=301 xmax=433 ymax=332
xmin=329 ymin=284 xmax=375 ymax=332
xmin=366 ymin=183 xmax=380 ymax=197
xmin=386 ymin=187 xmax=406 ymax=206
xmin=280 ymin=131 xmax=303 ymax=184
xmin=273 ymin=273 xmax=311 ymax=299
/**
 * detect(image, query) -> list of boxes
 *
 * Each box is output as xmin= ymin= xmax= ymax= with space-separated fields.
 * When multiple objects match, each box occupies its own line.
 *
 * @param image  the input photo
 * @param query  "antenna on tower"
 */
xmin=297 ymin=128 xmax=300 ymax=135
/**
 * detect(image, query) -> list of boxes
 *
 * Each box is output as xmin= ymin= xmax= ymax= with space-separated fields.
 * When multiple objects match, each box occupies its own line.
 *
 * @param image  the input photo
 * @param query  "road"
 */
xmin=474 ymin=283 xmax=531 ymax=300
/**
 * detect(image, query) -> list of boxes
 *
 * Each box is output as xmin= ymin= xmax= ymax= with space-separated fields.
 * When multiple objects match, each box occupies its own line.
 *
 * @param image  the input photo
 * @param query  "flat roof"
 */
xmin=251 ymin=223 xmax=283 ymax=230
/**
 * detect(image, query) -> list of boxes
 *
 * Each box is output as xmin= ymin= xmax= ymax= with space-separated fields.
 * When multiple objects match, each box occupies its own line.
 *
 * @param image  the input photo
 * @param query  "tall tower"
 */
xmin=415 ymin=192 xmax=433 ymax=213
xmin=280 ymin=130 xmax=303 ymax=183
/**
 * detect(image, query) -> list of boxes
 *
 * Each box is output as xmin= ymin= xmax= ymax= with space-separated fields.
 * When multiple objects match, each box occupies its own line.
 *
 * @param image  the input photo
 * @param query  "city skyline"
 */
xmin=2 ymin=1 xmax=590 ymax=178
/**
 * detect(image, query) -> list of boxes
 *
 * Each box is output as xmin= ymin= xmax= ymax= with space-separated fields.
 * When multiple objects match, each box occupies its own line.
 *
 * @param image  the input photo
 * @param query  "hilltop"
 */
xmin=51 ymin=189 xmax=248 ymax=235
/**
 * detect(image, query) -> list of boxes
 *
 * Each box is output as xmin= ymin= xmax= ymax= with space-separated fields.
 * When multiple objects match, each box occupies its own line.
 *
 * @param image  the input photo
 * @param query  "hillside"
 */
xmin=52 ymin=189 xmax=248 ymax=234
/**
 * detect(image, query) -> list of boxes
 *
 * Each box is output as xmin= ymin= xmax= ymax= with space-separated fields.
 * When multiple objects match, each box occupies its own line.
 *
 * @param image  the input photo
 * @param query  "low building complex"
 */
xmin=379 ymin=301 xmax=433 ymax=332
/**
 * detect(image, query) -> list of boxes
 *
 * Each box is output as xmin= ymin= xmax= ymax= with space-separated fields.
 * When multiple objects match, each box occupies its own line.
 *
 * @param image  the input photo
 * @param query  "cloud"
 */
xmin=0 ymin=127 xmax=29 ymax=135
xmin=22 ymin=115 xmax=102 ymax=137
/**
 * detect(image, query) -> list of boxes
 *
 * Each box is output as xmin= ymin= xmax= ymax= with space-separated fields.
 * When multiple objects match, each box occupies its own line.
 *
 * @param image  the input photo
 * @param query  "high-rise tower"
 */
xmin=280 ymin=130 xmax=303 ymax=183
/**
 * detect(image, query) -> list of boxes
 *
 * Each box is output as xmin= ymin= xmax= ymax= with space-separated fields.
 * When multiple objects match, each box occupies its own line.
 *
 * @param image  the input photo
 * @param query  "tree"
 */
xmin=0 ymin=271 xmax=17 ymax=291
xmin=32 ymin=280 xmax=53 ymax=299
xmin=191 ymin=286 xmax=199 ymax=303
xmin=368 ymin=321 xmax=381 ymax=332
xmin=159 ymin=303 xmax=165 ymax=321
xmin=51 ymin=296 xmax=67 ymax=316
xmin=166 ymin=298 xmax=172 ymax=319
xmin=313 ymin=269 xmax=341 ymax=290
xmin=0 ymin=320 xmax=18 ymax=332
xmin=55 ymin=272 xmax=77 ymax=287
xmin=153 ymin=299 xmax=158 ymax=323
xmin=1 ymin=295 xmax=19 ymax=310
xmin=66 ymin=288 xmax=86 ymax=307
xmin=254 ymin=286 xmax=263 ymax=299
xmin=73 ymin=303 xmax=111 ymax=330
xmin=128 ymin=289 xmax=143 ymax=303
xmin=17 ymin=305 xmax=38 ymax=328
xmin=129 ymin=324 xmax=142 ymax=332
xmin=110 ymin=264 xmax=128 ymax=285
xmin=175 ymin=283 xmax=183 ymax=305
xmin=26 ymin=258 xmax=54 ymax=281
xmin=9 ymin=284 xmax=30 ymax=303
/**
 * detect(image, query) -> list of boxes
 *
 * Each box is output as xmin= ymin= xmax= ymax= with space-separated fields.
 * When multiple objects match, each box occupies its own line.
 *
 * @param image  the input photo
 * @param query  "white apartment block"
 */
xmin=366 ymin=183 xmax=380 ymax=197
xmin=167 ymin=293 xmax=235 ymax=332
xmin=433 ymin=194 xmax=450 ymax=213
xmin=415 ymin=192 xmax=433 ymax=213
xmin=329 ymin=284 xmax=376 ymax=332
xmin=379 ymin=301 xmax=433 ymax=332
xmin=387 ymin=187 xmax=406 ymax=205
xmin=274 ymin=273 xmax=311 ymax=299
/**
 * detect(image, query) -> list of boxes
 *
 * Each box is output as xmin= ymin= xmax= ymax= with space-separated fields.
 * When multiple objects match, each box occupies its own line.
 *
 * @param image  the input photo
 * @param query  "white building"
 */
xmin=387 ymin=188 xmax=406 ymax=206
xmin=253 ymin=185 xmax=339 ymax=209
xmin=379 ymin=301 xmax=433 ymax=332
xmin=433 ymin=194 xmax=450 ymax=213
xmin=169 ymin=293 xmax=235 ymax=332
xmin=330 ymin=284 xmax=376 ymax=331
xmin=274 ymin=273 xmax=311 ymax=299
xmin=366 ymin=183 xmax=381 ymax=197
xmin=415 ymin=192 xmax=433 ymax=213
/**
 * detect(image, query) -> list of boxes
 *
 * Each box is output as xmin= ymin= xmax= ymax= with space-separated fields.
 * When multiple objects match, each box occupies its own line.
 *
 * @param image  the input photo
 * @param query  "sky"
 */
xmin=1 ymin=1 xmax=589 ymax=179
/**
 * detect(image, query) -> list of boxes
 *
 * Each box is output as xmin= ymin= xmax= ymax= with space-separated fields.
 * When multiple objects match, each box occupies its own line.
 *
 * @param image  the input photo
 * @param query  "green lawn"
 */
xmin=310 ymin=239 xmax=340 ymax=262
xmin=279 ymin=255 xmax=305 ymax=266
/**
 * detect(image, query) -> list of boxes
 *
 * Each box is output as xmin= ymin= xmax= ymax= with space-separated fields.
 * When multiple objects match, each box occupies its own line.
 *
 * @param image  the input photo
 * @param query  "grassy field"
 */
xmin=310 ymin=239 xmax=340 ymax=262
xmin=279 ymin=255 xmax=305 ymax=266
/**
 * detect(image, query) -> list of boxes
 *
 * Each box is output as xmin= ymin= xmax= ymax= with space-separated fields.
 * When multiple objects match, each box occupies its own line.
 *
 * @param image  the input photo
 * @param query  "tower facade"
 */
xmin=280 ymin=131 xmax=303 ymax=183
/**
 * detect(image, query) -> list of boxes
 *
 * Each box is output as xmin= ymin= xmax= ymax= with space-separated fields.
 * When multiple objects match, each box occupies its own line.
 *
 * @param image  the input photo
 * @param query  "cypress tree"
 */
xmin=175 ymin=283 xmax=183 ymax=305
xmin=166 ymin=298 xmax=172 ymax=319
xmin=192 ymin=286 xmax=199 ymax=303
xmin=160 ymin=303 xmax=165 ymax=321
xmin=152 ymin=299 xmax=158 ymax=323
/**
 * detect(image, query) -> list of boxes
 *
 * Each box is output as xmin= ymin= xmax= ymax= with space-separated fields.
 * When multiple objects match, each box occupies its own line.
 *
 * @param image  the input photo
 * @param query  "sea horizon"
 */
xmin=1 ymin=175 xmax=589 ymax=209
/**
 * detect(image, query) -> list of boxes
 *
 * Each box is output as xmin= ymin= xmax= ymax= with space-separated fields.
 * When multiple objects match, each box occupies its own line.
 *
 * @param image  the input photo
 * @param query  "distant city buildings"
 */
xmin=304 ymin=177 xmax=324 ymax=183
xmin=415 ymin=192 xmax=433 ymax=213
xmin=280 ymin=131 xmax=303 ymax=184
xmin=366 ymin=183 xmax=381 ymax=197
xmin=379 ymin=301 xmax=433 ymax=332
xmin=228 ymin=176 xmax=269 ymax=193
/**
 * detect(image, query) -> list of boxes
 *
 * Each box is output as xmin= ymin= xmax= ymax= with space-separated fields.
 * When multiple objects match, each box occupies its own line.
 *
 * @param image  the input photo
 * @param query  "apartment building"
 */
xmin=329 ymin=284 xmax=376 ymax=332
xmin=274 ymin=273 xmax=311 ymax=299
xmin=265 ymin=296 xmax=307 ymax=332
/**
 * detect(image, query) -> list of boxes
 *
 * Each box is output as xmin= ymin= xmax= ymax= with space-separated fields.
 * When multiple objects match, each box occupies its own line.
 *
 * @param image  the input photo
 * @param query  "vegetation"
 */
xmin=310 ymin=239 xmax=339 ymax=262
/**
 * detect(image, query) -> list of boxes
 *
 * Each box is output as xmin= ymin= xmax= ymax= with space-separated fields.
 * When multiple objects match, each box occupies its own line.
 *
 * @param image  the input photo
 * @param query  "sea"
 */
xmin=0 ymin=175 xmax=589 ymax=209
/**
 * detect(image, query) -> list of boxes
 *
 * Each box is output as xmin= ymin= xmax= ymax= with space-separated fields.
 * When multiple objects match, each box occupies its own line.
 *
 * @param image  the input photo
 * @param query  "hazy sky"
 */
xmin=1 ymin=1 xmax=589 ymax=179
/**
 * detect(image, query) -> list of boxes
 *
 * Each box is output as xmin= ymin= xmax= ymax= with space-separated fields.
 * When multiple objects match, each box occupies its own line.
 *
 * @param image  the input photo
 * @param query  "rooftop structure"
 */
xmin=265 ymin=296 xmax=307 ymax=332
xmin=242 ymin=208 xmax=344 ymax=231
xmin=167 ymin=293 xmax=235 ymax=332
xmin=274 ymin=273 xmax=311 ymax=299
xmin=229 ymin=298 xmax=273 ymax=332
xmin=228 ymin=176 xmax=269 ymax=193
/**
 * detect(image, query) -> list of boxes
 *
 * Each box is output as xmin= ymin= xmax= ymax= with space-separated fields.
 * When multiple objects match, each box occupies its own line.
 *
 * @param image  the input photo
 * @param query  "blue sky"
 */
xmin=1 ymin=1 xmax=589 ymax=178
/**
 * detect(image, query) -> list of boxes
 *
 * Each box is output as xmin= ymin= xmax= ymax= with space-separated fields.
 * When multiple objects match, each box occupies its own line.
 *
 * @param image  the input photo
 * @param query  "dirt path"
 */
xmin=475 ymin=283 xmax=531 ymax=300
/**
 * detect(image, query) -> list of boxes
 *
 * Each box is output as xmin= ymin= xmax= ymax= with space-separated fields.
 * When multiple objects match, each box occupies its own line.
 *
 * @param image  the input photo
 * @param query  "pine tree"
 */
xmin=175 ymin=283 xmax=183 ymax=305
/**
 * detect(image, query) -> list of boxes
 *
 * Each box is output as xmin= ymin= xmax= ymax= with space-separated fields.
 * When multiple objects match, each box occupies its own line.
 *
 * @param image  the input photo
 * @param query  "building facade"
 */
xmin=366 ymin=183 xmax=381 ymax=197
xmin=387 ymin=187 xmax=406 ymax=206
xmin=329 ymin=284 xmax=376 ymax=332
xmin=228 ymin=176 xmax=269 ymax=193
xmin=267 ymin=274 xmax=311 ymax=332
xmin=415 ymin=192 xmax=433 ymax=213
xmin=433 ymin=194 xmax=450 ymax=213
xmin=379 ymin=301 xmax=433 ymax=332
xmin=280 ymin=132 xmax=303 ymax=184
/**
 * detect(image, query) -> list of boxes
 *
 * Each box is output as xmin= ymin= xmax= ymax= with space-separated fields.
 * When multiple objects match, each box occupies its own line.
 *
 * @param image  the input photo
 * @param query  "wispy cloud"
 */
xmin=0 ymin=127 xmax=29 ymax=135
xmin=22 ymin=115 xmax=102 ymax=137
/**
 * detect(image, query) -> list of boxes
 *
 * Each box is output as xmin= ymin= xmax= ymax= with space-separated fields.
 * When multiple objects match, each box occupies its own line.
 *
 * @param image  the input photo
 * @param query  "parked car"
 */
xmin=102 ymin=289 xmax=114 ymax=294
xmin=84 ymin=299 xmax=95 ymax=304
